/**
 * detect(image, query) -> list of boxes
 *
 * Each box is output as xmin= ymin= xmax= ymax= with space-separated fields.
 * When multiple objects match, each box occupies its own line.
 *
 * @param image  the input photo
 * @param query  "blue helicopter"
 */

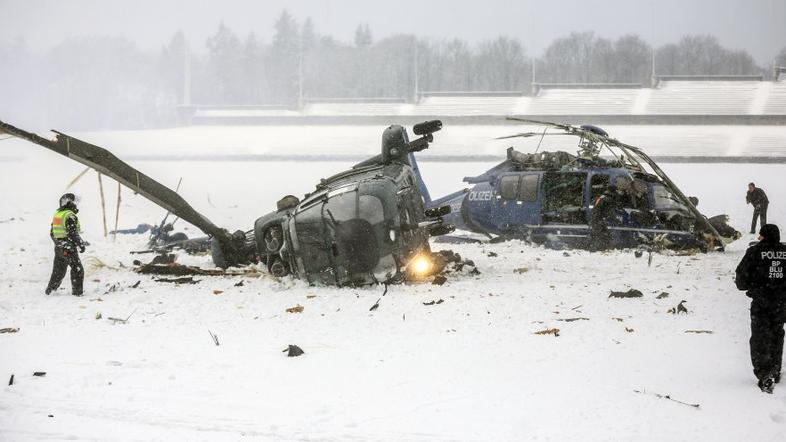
xmin=409 ymin=118 xmax=739 ymax=252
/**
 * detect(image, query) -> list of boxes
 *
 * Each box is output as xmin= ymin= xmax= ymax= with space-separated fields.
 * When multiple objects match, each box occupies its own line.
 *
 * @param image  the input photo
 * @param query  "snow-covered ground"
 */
xmin=2 ymin=128 xmax=786 ymax=441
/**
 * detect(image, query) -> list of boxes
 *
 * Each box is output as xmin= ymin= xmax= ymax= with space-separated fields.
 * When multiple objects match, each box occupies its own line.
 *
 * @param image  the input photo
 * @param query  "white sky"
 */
xmin=1 ymin=0 xmax=784 ymax=63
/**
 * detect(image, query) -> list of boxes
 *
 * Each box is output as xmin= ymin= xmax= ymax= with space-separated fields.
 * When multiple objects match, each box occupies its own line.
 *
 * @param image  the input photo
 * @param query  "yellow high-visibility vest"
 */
xmin=51 ymin=209 xmax=81 ymax=239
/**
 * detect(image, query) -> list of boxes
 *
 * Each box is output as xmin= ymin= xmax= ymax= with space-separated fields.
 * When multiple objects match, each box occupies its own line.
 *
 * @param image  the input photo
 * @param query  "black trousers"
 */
xmin=46 ymin=245 xmax=84 ymax=295
xmin=750 ymin=299 xmax=786 ymax=380
xmin=751 ymin=204 xmax=768 ymax=233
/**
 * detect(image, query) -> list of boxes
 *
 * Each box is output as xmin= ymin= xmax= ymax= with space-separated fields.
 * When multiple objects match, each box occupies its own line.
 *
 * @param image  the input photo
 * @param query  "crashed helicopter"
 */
xmin=414 ymin=118 xmax=740 ymax=252
xmin=0 ymin=119 xmax=455 ymax=286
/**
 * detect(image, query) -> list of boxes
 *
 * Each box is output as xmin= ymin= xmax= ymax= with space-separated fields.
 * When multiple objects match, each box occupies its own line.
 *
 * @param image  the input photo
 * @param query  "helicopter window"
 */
xmin=324 ymin=191 xmax=357 ymax=222
xmin=518 ymin=174 xmax=539 ymax=202
xmin=359 ymin=195 xmax=384 ymax=225
xmin=541 ymin=172 xmax=587 ymax=225
xmin=499 ymin=176 xmax=519 ymax=200
xmin=652 ymin=184 xmax=689 ymax=212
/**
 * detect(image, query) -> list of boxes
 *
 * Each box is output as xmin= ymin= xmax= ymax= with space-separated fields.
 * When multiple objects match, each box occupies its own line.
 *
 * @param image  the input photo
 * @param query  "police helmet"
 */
xmin=59 ymin=193 xmax=77 ymax=208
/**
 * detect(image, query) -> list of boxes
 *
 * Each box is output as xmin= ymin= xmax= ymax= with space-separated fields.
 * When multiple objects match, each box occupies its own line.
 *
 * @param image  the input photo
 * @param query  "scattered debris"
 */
xmin=213 ymin=290 xmax=224 ymax=295
xmin=154 ymin=276 xmax=200 ymax=284
xmin=685 ymin=330 xmax=713 ymax=334
xmin=234 ymin=280 xmax=244 ymax=287
xmin=8 ymin=374 xmax=13 ymax=386
xmin=513 ymin=267 xmax=529 ymax=274
xmin=634 ymin=250 xmax=643 ymax=258
xmin=33 ymin=372 xmax=46 ymax=377
xmin=369 ymin=298 xmax=381 ymax=311
xmin=423 ymin=299 xmax=445 ymax=306
xmin=135 ymin=261 xmax=259 ymax=277
xmin=208 ymin=330 xmax=220 ymax=346
xmin=625 ymin=327 xmax=635 ymax=333
xmin=656 ymin=292 xmax=670 ymax=299
xmin=534 ymin=328 xmax=560 ymax=337
xmin=150 ymin=254 xmax=176 ymax=265
xmin=286 ymin=304 xmax=304 ymax=314
xmin=562 ymin=252 xmax=571 ymax=257
xmin=306 ymin=294 xmax=317 ymax=299
xmin=487 ymin=252 xmax=498 ymax=257
xmin=130 ymin=280 xmax=141 ymax=289
xmin=633 ymin=389 xmax=700 ymax=409
xmin=556 ymin=317 xmax=589 ymax=322
xmin=668 ymin=300 xmax=689 ymax=314
xmin=95 ymin=312 xmax=102 ymax=320
xmin=571 ymin=304 xmax=583 ymax=311
xmin=612 ymin=317 xmax=624 ymax=322
xmin=609 ymin=289 xmax=643 ymax=299
xmin=432 ymin=275 xmax=448 ymax=285
xmin=0 ymin=327 xmax=19 ymax=334
xmin=107 ymin=308 xmax=137 ymax=325
xmin=285 ymin=344 xmax=304 ymax=357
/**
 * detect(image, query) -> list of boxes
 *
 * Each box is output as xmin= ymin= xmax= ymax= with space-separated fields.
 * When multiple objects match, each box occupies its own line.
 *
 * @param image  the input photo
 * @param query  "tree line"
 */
xmin=1 ymin=10 xmax=784 ymax=129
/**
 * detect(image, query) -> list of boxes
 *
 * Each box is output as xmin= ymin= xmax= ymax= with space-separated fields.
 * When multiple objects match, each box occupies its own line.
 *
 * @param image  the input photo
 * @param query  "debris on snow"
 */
xmin=8 ymin=374 xmax=13 ymax=386
xmin=656 ymin=292 xmax=670 ymax=299
xmin=668 ymin=300 xmax=689 ymax=314
xmin=685 ymin=330 xmax=713 ymax=334
xmin=107 ymin=309 xmax=137 ymax=325
xmin=513 ymin=267 xmax=529 ymax=274
xmin=534 ymin=328 xmax=560 ymax=337
xmin=154 ymin=276 xmax=200 ymax=284
xmin=432 ymin=275 xmax=447 ymax=285
xmin=609 ymin=289 xmax=644 ymax=299
xmin=423 ymin=299 xmax=444 ymax=306
xmin=208 ymin=330 xmax=220 ymax=346
xmin=369 ymin=298 xmax=381 ymax=311
xmin=286 ymin=304 xmax=304 ymax=314
xmin=285 ymin=345 xmax=304 ymax=357
xmin=0 ymin=327 xmax=20 ymax=334
xmin=633 ymin=389 xmax=700 ymax=409
xmin=556 ymin=317 xmax=589 ymax=322
xmin=32 ymin=372 xmax=46 ymax=377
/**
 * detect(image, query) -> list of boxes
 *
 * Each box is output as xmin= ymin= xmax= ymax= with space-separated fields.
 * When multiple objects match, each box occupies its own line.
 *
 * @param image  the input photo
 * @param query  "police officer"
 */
xmin=45 ymin=193 xmax=88 ymax=296
xmin=746 ymin=183 xmax=769 ymax=234
xmin=735 ymin=224 xmax=786 ymax=393
xmin=590 ymin=186 xmax=616 ymax=251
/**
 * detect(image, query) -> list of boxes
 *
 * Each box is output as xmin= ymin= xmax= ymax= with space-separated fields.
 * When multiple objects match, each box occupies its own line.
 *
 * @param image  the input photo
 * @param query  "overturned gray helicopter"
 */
xmin=418 ymin=118 xmax=740 ymax=252
xmin=0 ymin=119 xmax=453 ymax=286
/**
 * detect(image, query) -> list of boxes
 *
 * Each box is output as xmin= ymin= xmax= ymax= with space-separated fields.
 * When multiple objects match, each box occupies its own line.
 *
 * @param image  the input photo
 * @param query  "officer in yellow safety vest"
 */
xmin=45 ymin=193 xmax=88 ymax=296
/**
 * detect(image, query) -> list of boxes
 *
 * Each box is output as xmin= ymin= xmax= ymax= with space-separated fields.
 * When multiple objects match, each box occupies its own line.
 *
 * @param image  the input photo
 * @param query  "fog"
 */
xmin=1 ymin=0 xmax=785 ymax=130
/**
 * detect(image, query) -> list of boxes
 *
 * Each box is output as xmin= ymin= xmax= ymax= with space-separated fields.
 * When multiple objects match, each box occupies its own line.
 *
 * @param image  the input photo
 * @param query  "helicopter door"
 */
xmin=541 ymin=172 xmax=588 ymax=225
xmin=493 ymin=173 xmax=541 ymax=232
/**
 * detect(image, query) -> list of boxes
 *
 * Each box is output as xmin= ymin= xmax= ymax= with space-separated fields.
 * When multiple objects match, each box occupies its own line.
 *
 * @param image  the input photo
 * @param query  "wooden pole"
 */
xmin=65 ymin=166 xmax=91 ymax=190
xmin=97 ymin=172 xmax=108 ymax=237
xmin=113 ymin=181 xmax=121 ymax=242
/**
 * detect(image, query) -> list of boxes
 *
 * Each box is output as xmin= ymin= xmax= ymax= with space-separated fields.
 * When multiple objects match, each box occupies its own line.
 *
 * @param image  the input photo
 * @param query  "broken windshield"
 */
xmin=652 ymin=184 xmax=689 ymax=212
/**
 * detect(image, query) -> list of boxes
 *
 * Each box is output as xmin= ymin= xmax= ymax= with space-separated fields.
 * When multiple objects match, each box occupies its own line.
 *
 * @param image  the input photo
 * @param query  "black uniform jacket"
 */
xmin=747 ymin=188 xmax=769 ymax=207
xmin=736 ymin=240 xmax=786 ymax=301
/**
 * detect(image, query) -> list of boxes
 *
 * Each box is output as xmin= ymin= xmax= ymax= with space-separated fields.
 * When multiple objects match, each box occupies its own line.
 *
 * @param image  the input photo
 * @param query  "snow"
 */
xmin=2 ymin=128 xmax=786 ymax=441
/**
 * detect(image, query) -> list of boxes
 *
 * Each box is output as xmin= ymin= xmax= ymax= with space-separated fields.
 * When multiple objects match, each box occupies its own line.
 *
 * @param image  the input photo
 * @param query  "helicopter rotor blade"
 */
xmin=494 ymin=132 xmax=577 ymax=140
xmin=505 ymin=117 xmax=575 ymax=131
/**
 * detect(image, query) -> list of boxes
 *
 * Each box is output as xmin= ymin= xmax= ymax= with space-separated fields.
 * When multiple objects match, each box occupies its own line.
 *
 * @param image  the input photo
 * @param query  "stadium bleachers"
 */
xmin=644 ymin=81 xmax=761 ymax=115
xmin=304 ymin=102 xmax=408 ymax=116
xmin=763 ymin=80 xmax=786 ymax=114
xmin=526 ymin=87 xmax=640 ymax=115
xmin=186 ymin=76 xmax=786 ymax=124
xmin=411 ymin=94 xmax=522 ymax=116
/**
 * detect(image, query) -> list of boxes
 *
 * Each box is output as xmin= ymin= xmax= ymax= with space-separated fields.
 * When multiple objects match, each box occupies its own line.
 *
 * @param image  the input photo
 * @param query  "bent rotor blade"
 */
xmin=0 ymin=119 xmax=232 ymax=243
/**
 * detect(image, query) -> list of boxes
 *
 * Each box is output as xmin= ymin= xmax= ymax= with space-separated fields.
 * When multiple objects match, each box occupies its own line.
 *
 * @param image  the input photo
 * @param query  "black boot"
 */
xmin=758 ymin=376 xmax=775 ymax=394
